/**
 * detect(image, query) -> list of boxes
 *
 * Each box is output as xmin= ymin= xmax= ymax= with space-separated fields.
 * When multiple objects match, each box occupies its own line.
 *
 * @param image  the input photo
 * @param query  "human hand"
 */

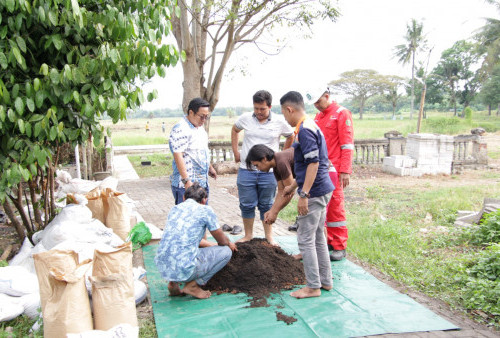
xmin=264 ymin=210 xmax=277 ymax=225
xmin=340 ymin=173 xmax=350 ymax=188
xmin=209 ymin=166 xmax=218 ymax=179
xmin=283 ymin=185 xmax=296 ymax=197
xmin=234 ymin=151 xmax=241 ymax=163
xmin=297 ymin=197 xmax=308 ymax=216
xmin=228 ymin=241 xmax=238 ymax=252
xmin=185 ymin=180 xmax=193 ymax=189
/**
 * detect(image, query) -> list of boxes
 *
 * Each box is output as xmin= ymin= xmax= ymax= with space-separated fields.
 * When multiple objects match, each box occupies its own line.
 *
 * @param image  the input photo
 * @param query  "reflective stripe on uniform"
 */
xmin=336 ymin=106 xmax=346 ymax=113
xmin=304 ymin=150 xmax=319 ymax=159
xmin=340 ymin=144 xmax=354 ymax=150
xmin=326 ymin=221 xmax=347 ymax=227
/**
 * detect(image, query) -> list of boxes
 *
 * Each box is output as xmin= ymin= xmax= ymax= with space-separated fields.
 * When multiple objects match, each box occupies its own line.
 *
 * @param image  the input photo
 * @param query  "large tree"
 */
xmin=171 ymin=0 xmax=340 ymax=130
xmin=0 ymin=0 xmax=180 ymax=241
xmin=432 ymin=40 xmax=482 ymax=116
xmin=475 ymin=0 xmax=500 ymax=74
xmin=479 ymin=64 xmax=500 ymax=115
xmin=329 ymin=69 xmax=386 ymax=119
xmin=380 ymin=75 xmax=406 ymax=119
xmin=393 ymin=18 xmax=427 ymax=120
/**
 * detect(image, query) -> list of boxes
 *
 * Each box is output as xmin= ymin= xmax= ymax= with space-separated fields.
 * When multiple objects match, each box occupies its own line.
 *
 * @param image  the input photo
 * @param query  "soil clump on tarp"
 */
xmin=205 ymin=238 xmax=305 ymax=297
xmin=204 ymin=238 xmax=305 ymax=324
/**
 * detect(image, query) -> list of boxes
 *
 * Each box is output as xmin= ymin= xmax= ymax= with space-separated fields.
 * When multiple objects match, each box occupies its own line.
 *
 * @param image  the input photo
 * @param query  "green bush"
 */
xmin=461 ymin=244 xmax=500 ymax=323
xmin=464 ymin=107 xmax=473 ymax=123
xmin=471 ymin=210 xmax=500 ymax=246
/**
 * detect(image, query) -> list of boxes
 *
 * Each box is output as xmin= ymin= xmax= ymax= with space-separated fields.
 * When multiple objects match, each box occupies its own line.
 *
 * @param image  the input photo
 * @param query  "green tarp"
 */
xmin=143 ymin=236 xmax=458 ymax=337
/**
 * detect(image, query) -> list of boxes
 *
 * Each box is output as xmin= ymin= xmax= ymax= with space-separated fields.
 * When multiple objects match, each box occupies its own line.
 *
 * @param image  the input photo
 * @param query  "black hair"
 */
xmin=253 ymin=90 xmax=272 ymax=107
xmin=245 ymin=144 xmax=275 ymax=170
xmin=279 ymin=91 xmax=305 ymax=109
xmin=187 ymin=97 xmax=210 ymax=115
xmin=184 ymin=182 xmax=208 ymax=203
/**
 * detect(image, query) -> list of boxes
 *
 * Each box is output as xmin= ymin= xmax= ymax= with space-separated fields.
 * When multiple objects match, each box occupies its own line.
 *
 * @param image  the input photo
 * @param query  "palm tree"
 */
xmin=475 ymin=0 xmax=500 ymax=73
xmin=394 ymin=19 xmax=427 ymax=120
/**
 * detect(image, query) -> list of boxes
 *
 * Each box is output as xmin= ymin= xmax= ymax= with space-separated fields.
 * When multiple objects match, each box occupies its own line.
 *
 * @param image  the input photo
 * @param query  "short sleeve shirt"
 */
xmin=169 ymin=116 xmax=210 ymax=188
xmin=273 ymin=148 xmax=295 ymax=182
xmin=155 ymin=199 xmax=219 ymax=282
xmin=292 ymin=118 xmax=334 ymax=198
xmin=235 ymin=112 xmax=293 ymax=170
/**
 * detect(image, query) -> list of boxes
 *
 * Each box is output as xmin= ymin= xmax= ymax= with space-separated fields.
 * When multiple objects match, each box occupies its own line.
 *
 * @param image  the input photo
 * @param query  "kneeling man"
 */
xmin=155 ymin=183 xmax=237 ymax=299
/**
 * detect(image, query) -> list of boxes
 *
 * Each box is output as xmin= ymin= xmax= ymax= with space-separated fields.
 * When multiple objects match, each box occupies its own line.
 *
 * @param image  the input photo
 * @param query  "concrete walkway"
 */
xmin=113 ymin=156 xmax=498 ymax=338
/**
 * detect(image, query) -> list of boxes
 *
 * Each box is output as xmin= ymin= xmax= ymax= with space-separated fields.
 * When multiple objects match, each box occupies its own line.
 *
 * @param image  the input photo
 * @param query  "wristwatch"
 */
xmin=181 ymin=177 xmax=190 ymax=185
xmin=298 ymin=191 xmax=310 ymax=199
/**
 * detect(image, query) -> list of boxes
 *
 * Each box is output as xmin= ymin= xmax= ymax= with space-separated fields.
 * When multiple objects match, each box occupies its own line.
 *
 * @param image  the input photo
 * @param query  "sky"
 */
xmin=141 ymin=0 xmax=496 ymax=110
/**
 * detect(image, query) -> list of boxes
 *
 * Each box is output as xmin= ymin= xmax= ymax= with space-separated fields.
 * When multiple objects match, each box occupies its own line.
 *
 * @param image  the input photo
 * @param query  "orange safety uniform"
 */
xmin=314 ymin=101 xmax=354 ymax=250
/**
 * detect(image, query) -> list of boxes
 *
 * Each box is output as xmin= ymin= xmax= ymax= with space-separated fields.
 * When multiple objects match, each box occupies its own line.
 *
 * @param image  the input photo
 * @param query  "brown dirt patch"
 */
xmin=204 ymin=238 xmax=305 ymax=298
xmin=276 ymin=311 xmax=298 ymax=325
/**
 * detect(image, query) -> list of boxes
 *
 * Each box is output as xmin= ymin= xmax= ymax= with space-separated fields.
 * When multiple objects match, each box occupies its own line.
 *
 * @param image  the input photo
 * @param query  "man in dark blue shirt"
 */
xmin=280 ymin=91 xmax=334 ymax=299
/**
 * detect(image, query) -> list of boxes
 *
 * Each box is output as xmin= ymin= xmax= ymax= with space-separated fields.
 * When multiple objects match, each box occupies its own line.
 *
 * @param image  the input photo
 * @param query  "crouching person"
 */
xmin=155 ymin=183 xmax=237 ymax=299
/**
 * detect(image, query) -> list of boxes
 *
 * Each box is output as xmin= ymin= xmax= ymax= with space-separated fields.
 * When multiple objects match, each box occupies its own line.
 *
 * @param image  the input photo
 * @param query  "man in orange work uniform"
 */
xmin=307 ymin=86 xmax=354 ymax=261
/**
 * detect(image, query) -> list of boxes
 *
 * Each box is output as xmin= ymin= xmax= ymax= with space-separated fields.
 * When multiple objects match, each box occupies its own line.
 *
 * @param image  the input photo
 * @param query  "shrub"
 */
xmin=471 ymin=210 xmax=500 ymax=246
xmin=464 ymin=107 xmax=473 ymax=123
xmin=461 ymin=244 xmax=500 ymax=323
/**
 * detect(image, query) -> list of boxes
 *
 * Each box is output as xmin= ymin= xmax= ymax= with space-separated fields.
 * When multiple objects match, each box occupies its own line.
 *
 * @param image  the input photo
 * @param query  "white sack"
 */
xmin=0 ymin=294 xmax=24 ymax=322
xmin=66 ymin=323 xmax=139 ymax=338
xmin=0 ymin=266 xmax=39 ymax=296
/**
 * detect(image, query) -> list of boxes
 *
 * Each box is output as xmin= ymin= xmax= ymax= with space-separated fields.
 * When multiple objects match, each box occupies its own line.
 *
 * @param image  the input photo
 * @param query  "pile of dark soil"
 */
xmin=204 ymin=238 xmax=305 ymax=298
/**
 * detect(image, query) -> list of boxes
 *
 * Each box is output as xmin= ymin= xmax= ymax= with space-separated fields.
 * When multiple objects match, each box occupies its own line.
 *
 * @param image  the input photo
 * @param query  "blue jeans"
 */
xmin=187 ymin=246 xmax=232 ymax=285
xmin=236 ymin=168 xmax=277 ymax=220
xmin=171 ymin=185 xmax=210 ymax=205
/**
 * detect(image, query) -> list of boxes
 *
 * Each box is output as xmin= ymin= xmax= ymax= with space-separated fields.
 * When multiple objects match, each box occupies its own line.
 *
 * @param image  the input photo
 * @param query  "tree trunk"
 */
xmin=181 ymin=55 xmax=203 ymax=113
xmin=2 ymin=200 xmax=26 ymax=242
xmin=417 ymin=84 xmax=427 ymax=133
xmin=81 ymin=144 xmax=88 ymax=180
xmin=87 ymin=136 xmax=93 ymax=180
xmin=28 ymin=179 xmax=43 ymax=231
xmin=359 ymin=98 xmax=366 ymax=120
xmin=497 ymin=103 xmax=500 ymax=116
xmin=488 ymin=104 xmax=491 ymax=116
xmin=8 ymin=185 xmax=33 ymax=234
xmin=410 ymin=52 xmax=415 ymax=120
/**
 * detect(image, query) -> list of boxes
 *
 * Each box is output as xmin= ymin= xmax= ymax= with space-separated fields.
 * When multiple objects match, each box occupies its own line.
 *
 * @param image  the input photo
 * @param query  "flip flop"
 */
xmin=222 ymin=224 xmax=233 ymax=232
xmin=230 ymin=225 xmax=242 ymax=235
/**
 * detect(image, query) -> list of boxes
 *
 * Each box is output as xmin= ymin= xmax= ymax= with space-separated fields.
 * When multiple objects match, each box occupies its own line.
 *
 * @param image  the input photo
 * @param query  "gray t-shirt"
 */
xmin=235 ymin=112 xmax=293 ymax=170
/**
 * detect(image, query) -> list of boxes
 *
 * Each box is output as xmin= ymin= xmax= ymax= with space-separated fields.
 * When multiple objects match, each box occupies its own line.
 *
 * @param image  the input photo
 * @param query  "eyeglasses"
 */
xmin=197 ymin=113 xmax=210 ymax=121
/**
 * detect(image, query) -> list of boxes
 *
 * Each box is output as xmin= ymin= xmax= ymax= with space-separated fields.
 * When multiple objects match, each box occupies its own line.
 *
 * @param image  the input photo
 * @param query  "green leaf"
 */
xmin=103 ymin=79 xmax=112 ymax=91
xmin=52 ymin=35 xmax=63 ymax=50
xmin=35 ymin=91 xmax=44 ymax=108
xmin=15 ymin=36 xmax=26 ymax=53
xmin=25 ymin=122 xmax=32 ymax=137
xmin=0 ymin=106 xmax=5 ymax=121
xmin=108 ymin=99 xmax=119 ymax=111
xmin=18 ymin=119 xmax=25 ymax=133
xmin=38 ymin=6 xmax=45 ymax=21
xmin=6 ymin=0 xmax=15 ymax=12
xmin=49 ymin=69 xmax=59 ymax=84
xmin=119 ymin=96 xmax=127 ymax=114
xmin=48 ymin=10 xmax=58 ymax=26
xmin=40 ymin=64 xmax=49 ymax=76
xmin=34 ymin=122 xmax=41 ymax=137
xmin=58 ymin=121 xmax=64 ymax=132
xmin=26 ymin=98 xmax=35 ymax=112
xmin=12 ymin=84 xmax=19 ymax=98
xmin=33 ymin=78 xmax=41 ymax=91
xmin=49 ymin=126 xmax=57 ymax=140
xmin=14 ymin=97 xmax=24 ymax=115
xmin=11 ymin=46 xmax=23 ymax=66
xmin=180 ymin=50 xmax=186 ymax=62
xmin=7 ymin=108 xmax=16 ymax=122
xmin=0 ymin=52 xmax=7 ymax=69
xmin=110 ymin=49 xmax=119 ymax=64
xmin=73 ymin=91 xmax=80 ymax=104
xmin=175 ymin=5 xmax=181 ymax=18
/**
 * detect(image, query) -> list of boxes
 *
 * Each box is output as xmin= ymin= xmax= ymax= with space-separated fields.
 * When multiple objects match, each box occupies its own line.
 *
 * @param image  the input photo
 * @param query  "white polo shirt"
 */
xmin=235 ymin=112 xmax=294 ymax=170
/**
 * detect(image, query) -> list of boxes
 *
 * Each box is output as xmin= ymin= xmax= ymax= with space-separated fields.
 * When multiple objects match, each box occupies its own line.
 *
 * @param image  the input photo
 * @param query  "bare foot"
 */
xmin=292 ymin=254 xmax=302 ymax=260
xmin=236 ymin=236 xmax=253 ymax=243
xmin=321 ymin=284 xmax=333 ymax=291
xmin=168 ymin=282 xmax=182 ymax=296
xmin=181 ymin=281 xmax=211 ymax=299
xmin=266 ymin=237 xmax=279 ymax=247
xmin=290 ymin=287 xmax=321 ymax=299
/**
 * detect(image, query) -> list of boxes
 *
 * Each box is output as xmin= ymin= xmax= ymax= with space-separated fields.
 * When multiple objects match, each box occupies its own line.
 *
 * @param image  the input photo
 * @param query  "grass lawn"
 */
xmin=128 ymin=154 xmax=173 ymax=178
xmin=102 ymin=110 xmax=500 ymax=146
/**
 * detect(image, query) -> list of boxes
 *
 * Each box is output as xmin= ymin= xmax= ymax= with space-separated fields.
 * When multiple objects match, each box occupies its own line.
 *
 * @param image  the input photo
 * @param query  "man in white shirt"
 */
xmin=231 ymin=90 xmax=294 ymax=245
xmin=169 ymin=98 xmax=217 ymax=205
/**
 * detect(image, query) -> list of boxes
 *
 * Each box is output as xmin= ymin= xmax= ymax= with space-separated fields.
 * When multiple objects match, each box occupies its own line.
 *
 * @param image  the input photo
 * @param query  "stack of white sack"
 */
xmin=4 ymin=201 xmax=149 ymax=328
